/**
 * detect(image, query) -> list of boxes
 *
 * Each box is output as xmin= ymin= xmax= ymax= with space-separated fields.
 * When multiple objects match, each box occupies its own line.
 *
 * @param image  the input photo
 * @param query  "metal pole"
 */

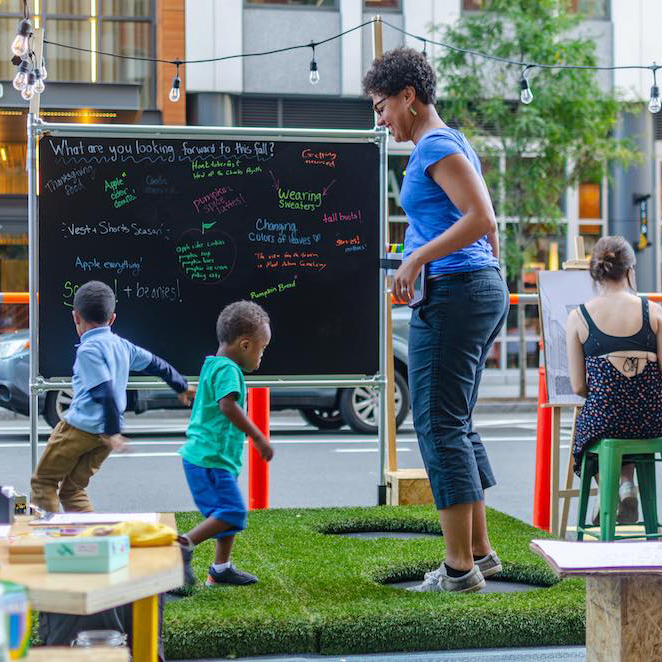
xmin=377 ymin=127 xmax=388 ymax=505
xmin=27 ymin=113 xmax=39 ymax=473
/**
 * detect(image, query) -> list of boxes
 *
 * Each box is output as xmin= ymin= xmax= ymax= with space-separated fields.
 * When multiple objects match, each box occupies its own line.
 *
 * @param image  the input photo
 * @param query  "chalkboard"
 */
xmin=537 ymin=270 xmax=595 ymax=405
xmin=38 ymin=133 xmax=381 ymax=378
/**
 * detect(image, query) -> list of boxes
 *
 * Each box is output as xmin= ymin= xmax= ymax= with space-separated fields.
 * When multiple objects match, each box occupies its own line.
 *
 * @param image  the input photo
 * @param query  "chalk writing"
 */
xmin=176 ymin=230 xmax=236 ymax=284
xmin=254 ymin=251 xmax=327 ymax=271
xmin=43 ymin=165 xmax=95 ymax=196
xmin=250 ymin=276 xmax=297 ymax=301
xmin=61 ymin=221 xmax=172 ymax=240
xmin=302 ymin=148 xmax=336 ymax=168
xmin=104 ymin=172 xmax=137 ymax=209
xmin=278 ymin=187 xmax=322 ymax=211
xmin=322 ymin=210 xmax=362 ymax=223
xmin=144 ymin=174 xmax=175 ymax=196
xmin=74 ymin=256 xmax=143 ymax=276
xmin=192 ymin=186 xmax=246 ymax=215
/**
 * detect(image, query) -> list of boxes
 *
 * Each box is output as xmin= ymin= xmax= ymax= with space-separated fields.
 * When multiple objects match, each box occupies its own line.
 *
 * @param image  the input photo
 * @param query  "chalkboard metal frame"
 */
xmin=27 ymin=115 xmax=391 ymax=483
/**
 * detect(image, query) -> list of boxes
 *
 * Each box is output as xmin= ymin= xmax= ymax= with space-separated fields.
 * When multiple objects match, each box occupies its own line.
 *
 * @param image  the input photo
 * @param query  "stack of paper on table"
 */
xmin=530 ymin=539 xmax=662 ymax=577
xmin=28 ymin=513 xmax=159 ymax=527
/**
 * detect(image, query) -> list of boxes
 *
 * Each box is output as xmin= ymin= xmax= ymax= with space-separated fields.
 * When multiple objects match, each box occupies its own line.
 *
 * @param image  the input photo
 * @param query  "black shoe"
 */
xmin=205 ymin=563 xmax=258 ymax=586
xmin=181 ymin=545 xmax=197 ymax=586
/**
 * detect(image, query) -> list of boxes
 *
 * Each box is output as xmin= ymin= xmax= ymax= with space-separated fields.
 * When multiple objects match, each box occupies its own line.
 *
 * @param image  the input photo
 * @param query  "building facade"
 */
xmin=0 ymin=0 xmax=185 ymax=295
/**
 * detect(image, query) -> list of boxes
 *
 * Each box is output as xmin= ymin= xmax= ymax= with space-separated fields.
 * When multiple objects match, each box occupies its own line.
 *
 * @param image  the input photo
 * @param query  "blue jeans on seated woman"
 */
xmin=408 ymin=266 xmax=509 ymax=510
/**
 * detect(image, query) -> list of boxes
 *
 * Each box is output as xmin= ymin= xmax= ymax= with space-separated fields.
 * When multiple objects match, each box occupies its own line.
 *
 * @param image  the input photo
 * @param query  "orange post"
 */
xmin=533 ymin=362 xmax=551 ymax=531
xmin=247 ymin=387 xmax=270 ymax=510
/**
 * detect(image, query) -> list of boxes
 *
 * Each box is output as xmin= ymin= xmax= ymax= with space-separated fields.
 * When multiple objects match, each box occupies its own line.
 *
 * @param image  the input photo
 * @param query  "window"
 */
xmin=47 ymin=19 xmax=91 ymax=83
xmin=568 ymin=0 xmax=609 ymax=19
xmin=364 ymin=0 xmax=400 ymax=9
xmin=98 ymin=0 xmax=151 ymax=16
xmin=245 ymin=0 xmax=337 ymax=6
xmin=462 ymin=0 xmax=484 ymax=10
xmin=0 ymin=144 xmax=27 ymax=195
xmin=99 ymin=19 xmax=152 ymax=107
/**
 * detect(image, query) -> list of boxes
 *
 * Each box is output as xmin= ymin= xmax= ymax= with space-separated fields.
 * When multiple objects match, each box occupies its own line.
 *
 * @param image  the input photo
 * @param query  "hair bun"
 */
xmin=589 ymin=236 xmax=635 ymax=284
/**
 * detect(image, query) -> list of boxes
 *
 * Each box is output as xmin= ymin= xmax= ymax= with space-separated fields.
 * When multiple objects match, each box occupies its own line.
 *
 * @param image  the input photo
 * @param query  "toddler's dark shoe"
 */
xmin=205 ymin=563 xmax=258 ymax=586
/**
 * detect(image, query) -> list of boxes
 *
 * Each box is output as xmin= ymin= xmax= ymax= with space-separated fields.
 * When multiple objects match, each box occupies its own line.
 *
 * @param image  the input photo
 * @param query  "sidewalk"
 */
xmin=172 ymin=646 xmax=586 ymax=661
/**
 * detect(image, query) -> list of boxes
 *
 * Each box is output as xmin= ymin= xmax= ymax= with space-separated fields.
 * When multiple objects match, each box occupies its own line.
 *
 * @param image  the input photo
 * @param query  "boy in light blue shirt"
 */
xmin=31 ymin=280 xmax=195 ymax=513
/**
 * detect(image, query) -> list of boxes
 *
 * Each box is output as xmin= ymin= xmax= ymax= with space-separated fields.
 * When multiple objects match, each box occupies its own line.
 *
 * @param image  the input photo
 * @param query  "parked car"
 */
xmin=0 ymin=308 xmax=412 ymax=434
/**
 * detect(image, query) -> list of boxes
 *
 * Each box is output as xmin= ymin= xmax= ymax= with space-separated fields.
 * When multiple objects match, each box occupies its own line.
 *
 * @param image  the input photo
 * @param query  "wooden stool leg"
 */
xmin=132 ymin=594 xmax=159 ymax=662
xmin=559 ymin=406 xmax=581 ymax=539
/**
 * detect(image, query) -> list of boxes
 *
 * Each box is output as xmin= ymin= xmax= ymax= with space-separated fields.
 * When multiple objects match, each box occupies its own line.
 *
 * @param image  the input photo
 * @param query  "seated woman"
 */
xmin=566 ymin=235 xmax=662 ymax=524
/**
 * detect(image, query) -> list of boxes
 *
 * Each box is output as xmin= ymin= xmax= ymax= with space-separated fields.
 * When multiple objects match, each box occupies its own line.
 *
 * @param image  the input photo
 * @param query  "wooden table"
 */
xmin=0 ymin=514 xmax=182 ymax=662
xmin=531 ymin=540 xmax=662 ymax=661
xmin=28 ymin=648 xmax=129 ymax=660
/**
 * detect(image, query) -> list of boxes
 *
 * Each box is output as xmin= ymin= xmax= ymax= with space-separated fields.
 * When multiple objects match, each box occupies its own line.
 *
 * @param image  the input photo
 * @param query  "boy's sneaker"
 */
xmin=205 ymin=563 xmax=258 ymax=587
xmin=474 ymin=551 xmax=502 ymax=578
xmin=617 ymin=480 xmax=639 ymax=525
xmin=407 ymin=564 xmax=485 ymax=593
xmin=181 ymin=545 xmax=197 ymax=587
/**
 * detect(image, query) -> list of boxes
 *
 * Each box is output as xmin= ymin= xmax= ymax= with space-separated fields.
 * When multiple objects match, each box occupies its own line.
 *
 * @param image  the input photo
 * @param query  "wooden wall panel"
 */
xmin=156 ymin=0 xmax=186 ymax=125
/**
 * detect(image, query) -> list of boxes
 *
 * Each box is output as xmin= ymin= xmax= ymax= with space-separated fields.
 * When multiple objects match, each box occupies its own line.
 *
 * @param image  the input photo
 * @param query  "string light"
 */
xmin=12 ymin=59 xmax=30 ymax=91
xmin=309 ymin=43 xmax=319 ymax=86
xmin=20 ymin=71 xmax=35 ymax=100
xmin=33 ymin=67 xmax=44 ymax=94
xmin=168 ymin=61 xmax=181 ymax=102
xmin=6 ymin=15 xmax=662 ymax=113
xmin=519 ymin=66 xmax=534 ymax=105
xmin=648 ymin=65 xmax=661 ymax=113
xmin=40 ymin=57 xmax=47 ymax=80
xmin=11 ymin=19 xmax=31 ymax=57
xmin=422 ymin=39 xmax=428 ymax=60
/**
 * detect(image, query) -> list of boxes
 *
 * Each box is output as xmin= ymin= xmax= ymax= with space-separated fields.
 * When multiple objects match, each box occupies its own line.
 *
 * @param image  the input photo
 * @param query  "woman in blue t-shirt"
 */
xmin=364 ymin=48 xmax=509 ymax=594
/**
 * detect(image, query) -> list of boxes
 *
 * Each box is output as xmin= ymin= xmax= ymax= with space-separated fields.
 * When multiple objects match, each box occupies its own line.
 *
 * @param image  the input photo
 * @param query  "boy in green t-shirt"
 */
xmin=178 ymin=301 xmax=273 ymax=587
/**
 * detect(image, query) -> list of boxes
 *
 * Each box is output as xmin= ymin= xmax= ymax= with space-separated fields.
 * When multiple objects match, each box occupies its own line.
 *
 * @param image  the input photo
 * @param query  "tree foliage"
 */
xmin=435 ymin=0 xmax=640 ymax=279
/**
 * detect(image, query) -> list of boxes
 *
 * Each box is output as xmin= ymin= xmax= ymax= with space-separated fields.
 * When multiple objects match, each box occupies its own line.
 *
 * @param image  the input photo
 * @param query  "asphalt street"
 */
xmin=0 ymin=408 xmax=580 ymax=526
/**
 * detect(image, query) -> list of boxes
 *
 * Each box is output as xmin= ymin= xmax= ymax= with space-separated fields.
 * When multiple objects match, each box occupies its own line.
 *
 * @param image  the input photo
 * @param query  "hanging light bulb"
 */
xmin=309 ymin=43 xmax=319 ymax=85
xmin=12 ymin=59 xmax=30 ymax=91
xmin=33 ymin=67 xmax=45 ymax=94
xmin=519 ymin=77 xmax=533 ymax=105
xmin=11 ymin=19 xmax=32 ymax=57
xmin=422 ymin=40 xmax=428 ymax=60
xmin=40 ymin=57 xmax=47 ymax=80
xmin=649 ymin=85 xmax=661 ymax=113
xmin=168 ymin=61 xmax=181 ymax=102
xmin=21 ymin=71 xmax=35 ymax=100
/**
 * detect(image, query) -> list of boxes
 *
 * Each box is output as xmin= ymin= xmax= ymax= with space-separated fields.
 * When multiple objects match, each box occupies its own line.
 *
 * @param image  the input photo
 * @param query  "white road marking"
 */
xmin=335 ymin=448 xmax=411 ymax=453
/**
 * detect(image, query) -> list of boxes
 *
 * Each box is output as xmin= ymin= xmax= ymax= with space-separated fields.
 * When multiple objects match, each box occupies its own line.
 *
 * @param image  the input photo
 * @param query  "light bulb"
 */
xmin=0 ymin=82 xmax=3 ymax=100
xmin=649 ymin=85 xmax=661 ymax=113
xmin=34 ymin=69 xmax=45 ymax=94
xmin=11 ymin=19 xmax=31 ymax=57
xmin=169 ymin=75 xmax=181 ymax=102
xmin=21 ymin=71 xmax=35 ymax=100
xmin=12 ymin=60 xmax=30 ymax=91
xmin=40 ymin=59 xmax=47 ymax=80
xmin=309 ymin=58 xmax=320 ymax=85
xmin=519 ymin=78 xmax=533 ymax=105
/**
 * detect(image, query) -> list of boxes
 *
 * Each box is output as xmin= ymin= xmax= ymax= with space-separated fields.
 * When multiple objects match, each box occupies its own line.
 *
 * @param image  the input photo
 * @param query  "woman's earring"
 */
xmin=409 ymin=106 xmax=418 ymax=116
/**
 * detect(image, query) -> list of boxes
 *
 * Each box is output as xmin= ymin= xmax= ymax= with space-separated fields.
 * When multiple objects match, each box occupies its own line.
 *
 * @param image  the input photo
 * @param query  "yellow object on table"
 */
xmin=77 ymin=521 xmax=178 ymax=547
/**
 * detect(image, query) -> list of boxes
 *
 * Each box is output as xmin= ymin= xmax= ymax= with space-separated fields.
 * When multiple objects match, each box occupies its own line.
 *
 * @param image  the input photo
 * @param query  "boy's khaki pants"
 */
xmin=30 ymin=421 xmax=111 ymax=513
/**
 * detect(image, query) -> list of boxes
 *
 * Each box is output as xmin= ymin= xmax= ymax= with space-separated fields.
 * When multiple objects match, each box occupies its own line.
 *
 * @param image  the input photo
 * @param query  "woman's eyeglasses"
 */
xmin=373 ymin=96 xmax=390 ymax=117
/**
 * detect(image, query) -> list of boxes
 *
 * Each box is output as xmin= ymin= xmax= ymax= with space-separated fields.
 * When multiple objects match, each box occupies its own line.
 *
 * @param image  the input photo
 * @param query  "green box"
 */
xmin=44 ymin=535 xmax=130 ymax=573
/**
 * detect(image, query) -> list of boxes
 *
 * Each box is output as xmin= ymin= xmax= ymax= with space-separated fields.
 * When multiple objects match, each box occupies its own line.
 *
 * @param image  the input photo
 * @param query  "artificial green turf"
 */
xmin=165 ymin=506 xmax=585 ymax=659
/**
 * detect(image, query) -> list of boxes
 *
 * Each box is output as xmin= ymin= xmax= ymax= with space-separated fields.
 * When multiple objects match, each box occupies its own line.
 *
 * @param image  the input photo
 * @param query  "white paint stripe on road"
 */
xmin=110 ymin=452 xmax=180 ymax=458
xmin=335 ymin=448 xmax=411 ymax=453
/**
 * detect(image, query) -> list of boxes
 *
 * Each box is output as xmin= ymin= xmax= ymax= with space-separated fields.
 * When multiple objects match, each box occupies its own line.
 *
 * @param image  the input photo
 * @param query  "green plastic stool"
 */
xmin=577 ymin=437 xmax=662 ymax=541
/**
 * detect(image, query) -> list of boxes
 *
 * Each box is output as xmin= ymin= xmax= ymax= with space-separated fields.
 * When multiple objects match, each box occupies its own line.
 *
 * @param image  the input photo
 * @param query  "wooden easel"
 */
xmin=548 ymin=237 xmax=597 ymax=538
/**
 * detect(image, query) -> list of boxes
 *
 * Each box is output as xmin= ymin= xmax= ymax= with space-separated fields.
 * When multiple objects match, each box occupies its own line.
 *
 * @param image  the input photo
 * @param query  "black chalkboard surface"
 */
xmin=38 ymin=133 xmax=381 ymax=378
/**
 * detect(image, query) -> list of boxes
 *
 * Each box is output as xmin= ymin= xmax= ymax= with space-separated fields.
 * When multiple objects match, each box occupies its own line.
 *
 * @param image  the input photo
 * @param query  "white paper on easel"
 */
xmin=28 ymin=512 xmax=159 ymax=526
xmin=531 ymin=539 xmax=662 ymax=574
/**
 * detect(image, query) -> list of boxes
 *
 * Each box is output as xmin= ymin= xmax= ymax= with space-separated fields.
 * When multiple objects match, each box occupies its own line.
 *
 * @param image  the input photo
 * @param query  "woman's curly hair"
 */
xmin=363 ymin=47 xmax=437 ymax=104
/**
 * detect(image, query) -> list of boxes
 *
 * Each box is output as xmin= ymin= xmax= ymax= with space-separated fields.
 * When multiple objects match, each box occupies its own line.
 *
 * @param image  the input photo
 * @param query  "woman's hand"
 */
xmin=393 ymin=254 xmax=423 ymax=304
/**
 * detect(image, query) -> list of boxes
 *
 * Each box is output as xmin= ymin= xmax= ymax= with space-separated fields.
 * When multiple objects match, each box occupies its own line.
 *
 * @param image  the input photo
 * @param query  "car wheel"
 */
xmin=299 ymin=408 xmax=344 ymax=430
xmin=44 ymin=389 xmax=73 ymax=428
xmin=339 ymin=371 xmax=410 ymax=435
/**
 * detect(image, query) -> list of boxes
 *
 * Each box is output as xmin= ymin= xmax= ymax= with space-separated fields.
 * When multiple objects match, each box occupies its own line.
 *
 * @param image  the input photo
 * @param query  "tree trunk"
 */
xmin=517 ymin=272 xmax=526 ymax=399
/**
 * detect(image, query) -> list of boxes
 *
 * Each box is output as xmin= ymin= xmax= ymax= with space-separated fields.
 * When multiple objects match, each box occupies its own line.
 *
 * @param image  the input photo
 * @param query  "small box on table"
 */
xmin=44 ymin=535 xmax=130 ymax=573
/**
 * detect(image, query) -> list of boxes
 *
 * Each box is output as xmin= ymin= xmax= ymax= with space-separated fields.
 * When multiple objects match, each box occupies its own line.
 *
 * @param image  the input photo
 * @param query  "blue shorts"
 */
xmin=182 ymin=458 xmax=247 ymax=538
